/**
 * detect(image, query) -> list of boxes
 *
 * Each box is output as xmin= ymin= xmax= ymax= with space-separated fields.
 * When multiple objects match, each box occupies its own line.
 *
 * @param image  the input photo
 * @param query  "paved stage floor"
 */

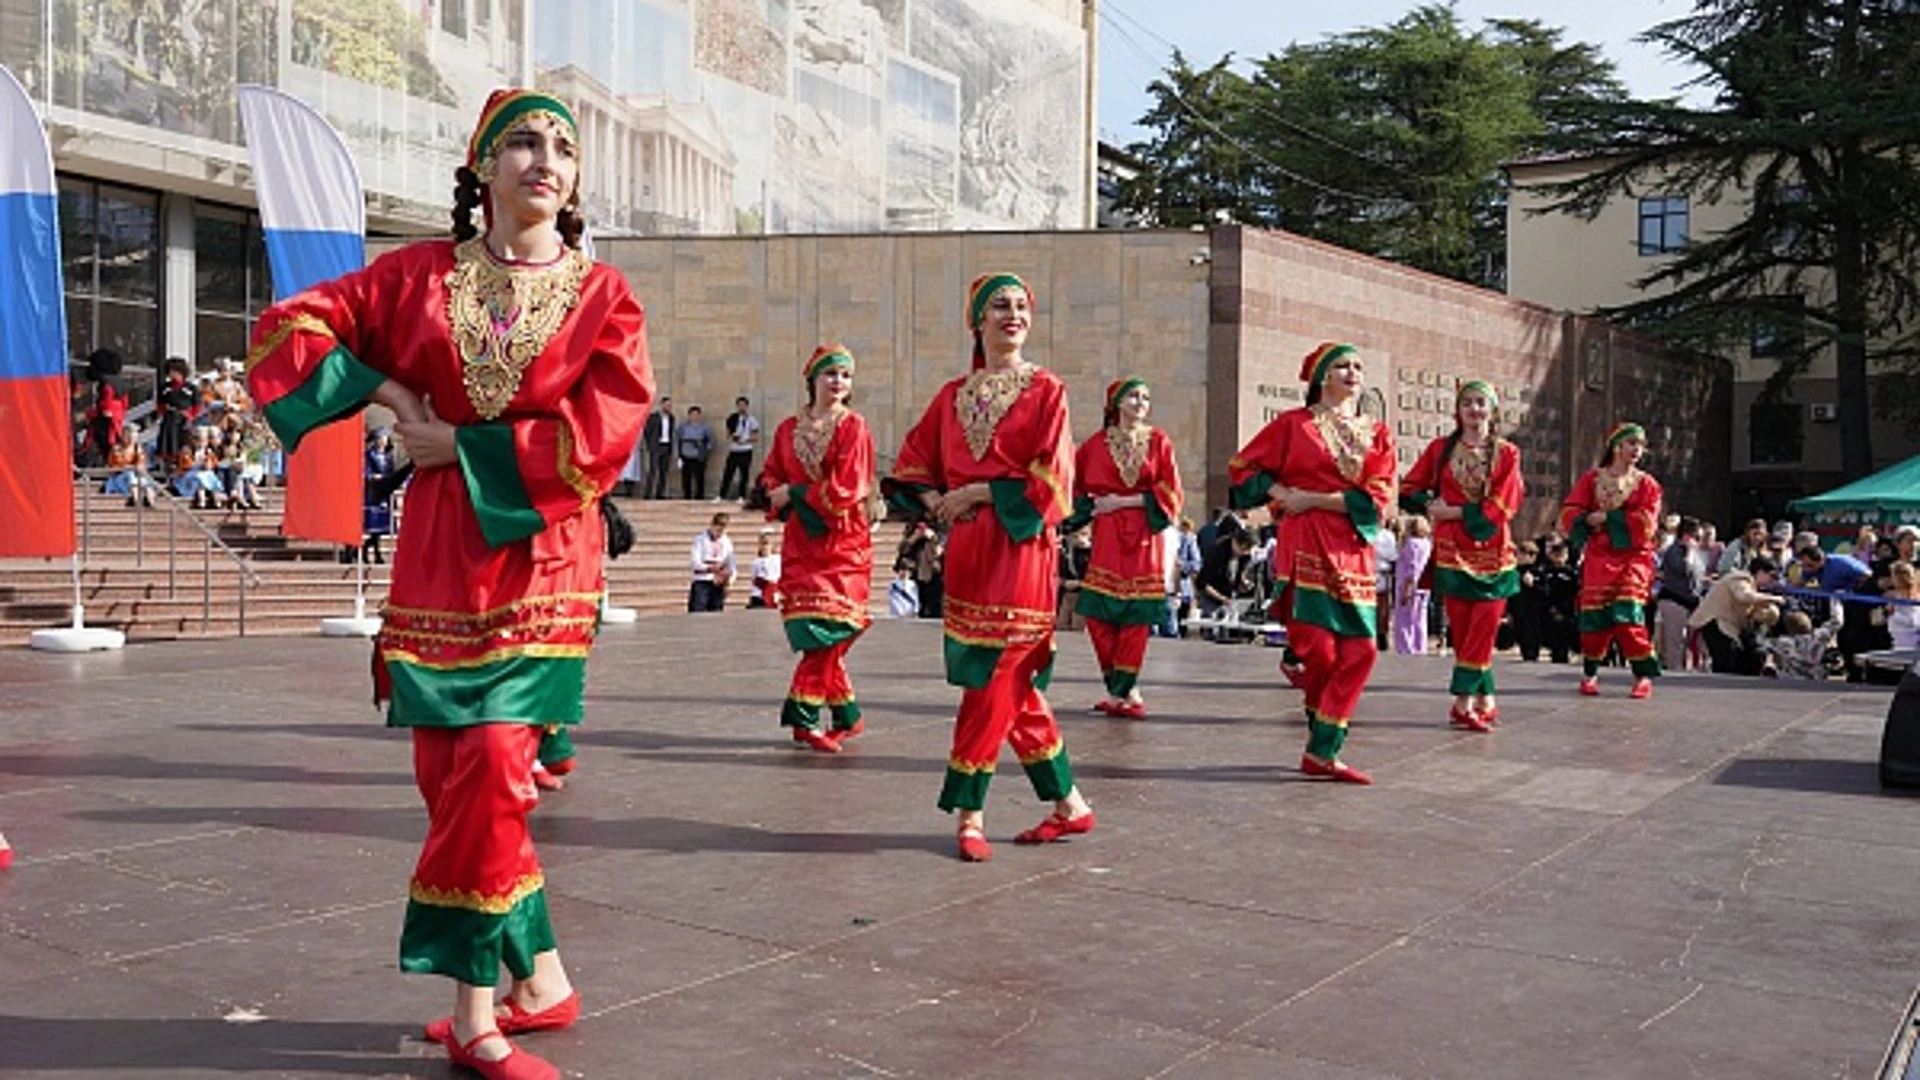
xmin=1 ymin=612 xmax=1915 ymax=1078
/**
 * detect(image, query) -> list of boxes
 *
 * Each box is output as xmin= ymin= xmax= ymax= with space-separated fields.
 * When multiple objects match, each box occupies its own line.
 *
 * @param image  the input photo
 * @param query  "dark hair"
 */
xmin=164 ymin=356 xmax=190 ymax=378
xmin=1745 ymin=517 xmax=1768 ymax=534
xmin=451 ymin=163 xmax=586 ymax=250
xmin=1796 ymin=544 xmax=1824 ymax=562
xmin=736 ymin=396 xmax=750 ymax=406
xmin=1305 ymin=381 xmax=1323 ymax=407
xmin=1676 ymin=516 xmax=1701 ymax=540
xmin=688 ymin=405 xmax=703 ymax=416
xmin=1747 ymin=555 xmax=1779 ymax=576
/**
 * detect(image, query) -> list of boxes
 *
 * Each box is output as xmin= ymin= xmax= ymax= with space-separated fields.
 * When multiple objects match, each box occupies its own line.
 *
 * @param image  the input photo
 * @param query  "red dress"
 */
xmin=1400 ymin=436 xmax=1525 ymax=699
xmin=760 ymin=406 xmax=876 ymax=731
xmin=1559 ymin=466 xmax=1664 ymax=678
xmin=1071 ymin=424 xmax=1183 ymax=703
xmin=885 ymin=364 xmax=1078 ymax=812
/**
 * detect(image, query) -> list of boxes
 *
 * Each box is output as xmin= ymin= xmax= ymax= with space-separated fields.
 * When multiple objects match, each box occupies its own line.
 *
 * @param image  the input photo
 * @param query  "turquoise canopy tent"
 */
xmin=1789 ymin=455 xmax=1920 ymax=548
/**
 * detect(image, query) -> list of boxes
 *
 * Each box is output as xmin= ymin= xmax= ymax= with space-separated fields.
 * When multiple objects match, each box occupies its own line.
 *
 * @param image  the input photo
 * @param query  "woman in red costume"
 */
xmin=1399 ymin=380 xmax=1524 ymax=732
xmin=1068 ymin=377 xmax=1184 ymax=719
xmin=884 ymin=272 xmax=1095 ymax=862
xmin=761 ymin=344 xmax=876 ymax=753
xmin=247 ymin=89 xmax=653 ymax=1080
xmin=1559 ymin=423 xmax=1663 ymax=698
xmin=1227 ymin=342 xmax=1395 ymax=784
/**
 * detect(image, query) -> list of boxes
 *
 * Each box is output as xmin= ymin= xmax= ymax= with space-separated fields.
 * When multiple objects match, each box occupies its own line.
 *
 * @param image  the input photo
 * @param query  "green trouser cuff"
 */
xmin=537 ymin=727 xmax=575 ymax=767
xmin=1630 ymin=654 xmax=1662 ymax=679
xmin=781 ymin=696 xmax=824 ymax=731
xmin=260 ymin=345 xmax=384 ymax=454
xmin=1583 ymin=658 xmax=1601 ymax=676
xmin=1022 ymin=747 xmax=1073 ymax=802
xmin=830 ymin=697 xmax=862 ymax=730
xmin=1306 ymin=715 xmax=1347 ymax=762
xmin=1034 ymin=645 xmax=1057 ymax=692
xmin=944 ymin=636 xmax=1003 ymax=689
xmin=456 ymin=423 xmax=545 ymax=547
xmin=1104 ymin=668 xmax=1139 ymax=698
xmin=1450 ymin=666 xmax=1495 ymax=696
xmin=399 ymin=887 xmax=555 ymax=987
xmin=1229 ymin=470 xmax=1276 ymax=511
xmin=989 ymin=478 xmax=1044 ymax=543
xmin=939 ymin=766 xmax=993 ymax=812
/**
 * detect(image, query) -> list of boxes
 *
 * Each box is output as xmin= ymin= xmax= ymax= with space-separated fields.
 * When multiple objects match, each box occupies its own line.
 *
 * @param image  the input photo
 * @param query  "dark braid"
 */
xmin=450 ymin=166 xmax=484 ymax=241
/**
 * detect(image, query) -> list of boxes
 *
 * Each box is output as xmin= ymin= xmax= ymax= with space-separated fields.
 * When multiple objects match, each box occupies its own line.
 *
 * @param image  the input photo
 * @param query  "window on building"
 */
xmin=442 ymin=0 xmax=469 ymax=37
xmin=1749 ymin=401 xmax=1804 ymax=465
xmin=1637 ymin=196 xmax=1689 ymax=255
xmin=194 ymin=205 xmax=273 ymax=369
xmin=59 ymin=177 xmax=160 ymax=368
xmin=1770 ymin=184 xmax=1808 ymax=254
xmin=1751 ymin=296 xmax=1807 ymax=359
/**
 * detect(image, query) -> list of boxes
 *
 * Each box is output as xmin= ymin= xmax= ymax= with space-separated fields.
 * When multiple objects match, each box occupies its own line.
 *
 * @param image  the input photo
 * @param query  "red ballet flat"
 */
xmin=1481 ymin=705 xmax=1500 ymax=727
xmin=1300 ymin=755 xmax=1373 ymax=785
xmin=543 ymin=756 xmax=576 ymax=778
xmin=1109 ymin=700 xmax=1147 ymax=720
xmin=531 ymin=770 xmax=564 ymax=793
xmin=1579 ymin=677 xmax=1600 ymax=697
xmin=425 ymin=991 xmax=579 ymax=1044
xmin=791 ymin=727 xmax=841 ymax=754
xmin=1629 ymin=678 xmax=1654 ymax=700
xmin=1449 ymin=705 xmax=1491 ymax=734
xmin=1089 ymin=700 xmax=1117 ymax=715
xmin=0 ymin=844 xmax=12 ymax=870
xmin=440 ymin=1029 xmax=558 ymax=1080
xmin=956 ymin=825 xmax=993 ymax=862
xmin=1013 ymin=810 xmax=1096 ymax=845
xmin=828 ymin=720 xmax=865 ymax=744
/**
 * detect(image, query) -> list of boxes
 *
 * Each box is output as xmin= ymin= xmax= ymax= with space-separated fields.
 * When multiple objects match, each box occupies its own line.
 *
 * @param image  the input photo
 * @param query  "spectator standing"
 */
xmin=364 ymin=428 xmax=398 ymax=563
xmin=912 ymin=522 xmax=945 ymax=619
xmin=1393 ymin=516 xmax=1432 ymax=655
xmin=1540 ymin=538 xmax=1580 ymax=664
xmin=688 ymin=512 xmax=736 ymax=612
xmin=154 ymin=356 xmax=196 ymax=471
xmin=1654 ymin=517 xmax=1706 ymax=672
xmin=720 ymin=396 xmax=760 ymax=500
xmin=1687 ymin=554 xmax=1783 ymax=674
xmin=1885 ymin=561 xmax=1920 ymax=650
xmin=1716 ymin=518 xmax=1772 ymax=576
xmin=1797 ymin=543 xmax=1882 ymax=680
xmin=1172 ymin=516 xmax=1203 ymax=634
xmin=642 ymin=396 xmax=676 ymax=498
xmin=677 ymin=405 xmax=713 ymax=499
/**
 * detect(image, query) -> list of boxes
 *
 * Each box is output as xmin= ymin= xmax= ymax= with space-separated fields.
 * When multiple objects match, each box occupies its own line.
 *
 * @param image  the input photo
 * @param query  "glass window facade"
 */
xmin=1637 ymin=196 xmax=1689 ymax=256
xmin=194 ymin=206 xmax=273 ymax=368
xmin=59 ymin=178 xmax=159 ymax=368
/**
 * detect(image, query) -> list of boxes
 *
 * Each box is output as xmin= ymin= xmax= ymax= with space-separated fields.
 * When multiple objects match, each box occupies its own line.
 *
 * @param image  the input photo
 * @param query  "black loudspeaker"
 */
xmin=1878 ymin=663 xmax=1920 ymax=788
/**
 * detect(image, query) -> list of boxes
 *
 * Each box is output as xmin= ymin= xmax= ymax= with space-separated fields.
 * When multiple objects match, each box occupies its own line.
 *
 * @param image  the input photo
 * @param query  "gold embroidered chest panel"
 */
xmin=955 ymin=366 xmax=1035 ymax=461
xmin=792 ymin=407 xmax=846 ymax=482
xmin=1310 ymin=405 xmax=1376 ymax=484
xmin=1106 ymin=424 xmax=1152 ymax=488
xmin=1594 ymin=467 xmax=1644 ymax=511
xmin=446 ymin=239 xmax=591 ymax=420
xmin=1448 ymin=438 xmax=1497 ymax=502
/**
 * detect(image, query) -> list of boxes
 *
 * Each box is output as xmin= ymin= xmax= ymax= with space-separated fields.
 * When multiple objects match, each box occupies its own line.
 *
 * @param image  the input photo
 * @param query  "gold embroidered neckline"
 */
xmin=956 ymin=365 xmax=1034 ymax=460
xmin=1595 ymin=466 xmax=1643 ymax=511
xmin=1448 ymin=438 xmax=1496 ymax=502
xmin=1106 ymin=423 xmax=1152 ymax=488
xmin=1310 ymin=404 xmax=1374 ymax=484
xmin=447 ymin=238 xmax=591 ymax=420
xmin=792 ymin=405 xmax=847 ymax=481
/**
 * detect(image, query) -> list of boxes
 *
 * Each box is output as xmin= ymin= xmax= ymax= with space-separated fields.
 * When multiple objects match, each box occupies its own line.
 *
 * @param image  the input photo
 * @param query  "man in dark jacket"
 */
xmin=642 ymin=396 xmax=676 ymax=499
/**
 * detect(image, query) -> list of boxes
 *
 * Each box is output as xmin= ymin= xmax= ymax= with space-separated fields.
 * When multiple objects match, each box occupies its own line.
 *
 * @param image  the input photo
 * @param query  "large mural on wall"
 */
xmin=0 ymin=0 xmax=1087 ymax=235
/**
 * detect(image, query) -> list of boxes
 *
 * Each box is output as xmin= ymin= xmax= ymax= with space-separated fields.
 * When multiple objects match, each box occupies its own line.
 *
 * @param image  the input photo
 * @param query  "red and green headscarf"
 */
xmin=805 ymin=344 xmax=855 ymax=404
xmin=1607 ymin=422 xmax=1645 ymax=450
xmin=1300 ymin=342 xmax=1358 ymax=386
xmin=967 ymin=272 xmax=1033 ymax=369
xmin=468 ymin=88 xmax=579 ymax=181
xmin=1104 ymin=376 xmax=1148 ymax=428
xmin=1456 ymin=379 xmax=1500 ymax=411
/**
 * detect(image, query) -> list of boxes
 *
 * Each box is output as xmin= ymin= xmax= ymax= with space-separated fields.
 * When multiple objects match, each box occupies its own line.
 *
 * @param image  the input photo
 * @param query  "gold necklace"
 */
xmin=955 ymin=364 xmax=1034 ymax=460
xmin=792 ymin=404 xmax=846 ymax=481
xmin=1310 ymin=403 xmax=1372 ymax=483
xmin=447 ymin=238 xmax=590 ymax=420
xmin=1105 ymin=423 xmax=1151 ymax=488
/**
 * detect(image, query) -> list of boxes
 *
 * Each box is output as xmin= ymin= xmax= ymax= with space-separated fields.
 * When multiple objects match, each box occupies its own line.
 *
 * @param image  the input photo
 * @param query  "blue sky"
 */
xmin=1097 ymin=0 xmax=1703 ymax=142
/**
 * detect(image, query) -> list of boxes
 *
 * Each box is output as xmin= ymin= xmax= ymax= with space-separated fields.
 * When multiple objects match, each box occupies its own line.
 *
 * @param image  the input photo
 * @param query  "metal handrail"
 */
xmin=72 ymin=466 xmax=264 ymax=636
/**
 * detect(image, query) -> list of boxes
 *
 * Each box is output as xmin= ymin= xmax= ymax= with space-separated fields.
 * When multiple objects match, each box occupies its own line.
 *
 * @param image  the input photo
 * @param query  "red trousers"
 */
xmin=1581 ymin=622 xmax=1660 ymax=679
xmin=782 ymin=639 xmax=860 ymax=731
xmin=1445 ymin=596 xmax=1503 ymax=696
xmin=1289 ymin=621 xmax=1376 ymax=762
xmin=403 ymin=724 xmax=554 ymax=986
xmin=938 ymin=641 xmax=1074 ymax=812
xmin=1085 ymin=618 xmax=1149 ymax=698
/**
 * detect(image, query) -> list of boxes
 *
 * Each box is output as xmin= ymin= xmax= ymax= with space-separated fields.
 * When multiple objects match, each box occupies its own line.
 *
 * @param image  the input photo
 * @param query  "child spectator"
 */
xmin=749 ymin=531 xmax=781 ymax=609
xmin=1762 ymin=610 xmax=1841 ymax=680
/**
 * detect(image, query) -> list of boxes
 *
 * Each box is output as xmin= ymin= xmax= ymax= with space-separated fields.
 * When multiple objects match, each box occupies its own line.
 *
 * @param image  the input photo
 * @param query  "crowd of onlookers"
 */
xmin=73 ymin=353 xmax=279 ymax=511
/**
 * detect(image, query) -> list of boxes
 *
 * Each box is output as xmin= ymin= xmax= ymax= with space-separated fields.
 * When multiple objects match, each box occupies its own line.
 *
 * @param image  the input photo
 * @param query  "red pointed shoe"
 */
xmin=1481 ymin=705 xmax=1501 ymax=727
xmin=1629 ymin=677 xmax=1654 ymax=700
xmin=791 ymin=727 xmax=842 ymax=754
xmin=499 ymin=991 xmax=580 ymax=1033
xmin=1089 ymin=699 xmax=1118 ymax=715
xmin=0 ymin=844 xmax=12 ymax=870
xmin=1300 ymin=755 xmax=1373 ymax=785
xmin=957 ymin=825 xmax=993 ymax=862
xmin=1013 ymin=810 xmax=1096 ymax=845
xmin=1449 ymin=705 xmax=1491 ymax=733
xmin=543 ymin=756 xmax=576 ymax=778
xmin=1579 ymin=677 xmax=1600 ymax=697
xmin=1110 ymin=700 xmax=1147 ymax=720
xmin=531 ymin=769 xmax=564 ymax=793
xmin=441 ymin=1029 xmax=558 ymax=1080
xmin=828 ymin=719 xmax=865 ymax=745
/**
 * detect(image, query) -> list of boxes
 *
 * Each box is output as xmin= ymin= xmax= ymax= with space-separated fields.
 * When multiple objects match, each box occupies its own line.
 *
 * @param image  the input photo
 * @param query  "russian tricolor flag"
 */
xmin=237 ymin=85 xmax=367 ymax=547
xmin=0 ymin=65 xmax=75 ymax=558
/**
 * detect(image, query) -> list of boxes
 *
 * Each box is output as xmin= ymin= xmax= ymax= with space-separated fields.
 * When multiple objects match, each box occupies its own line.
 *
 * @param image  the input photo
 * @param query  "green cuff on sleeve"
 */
xmin=990 ymin=478 xmax=1045 ymax=543
xmin=259 ymin=345 xmax=385 ymax=454
xmin=883 ymin=480 xmax=936 ymax=517
xmin=1342 ymin=487 xmax=1382 ymax=545
xmin=1229 ymin=471 xmax=1277 ymax=511
xmin=1063 ymin=494 xmax=1095 ymax=535
xmin=1605 ymin=508 xmax=1632 ymax=550
xmin=1400 ymin=489 xmax=1433 ymax=514
xmin=1144 ymin=489 xmax=1173 ymax=533
xmin=456 ymin=423 xmax=545 ymax=547
xmin=789 ymin=483 xmax=828 ymax=538
xmin=1463 ymin=502 xmax=1497 ymax=543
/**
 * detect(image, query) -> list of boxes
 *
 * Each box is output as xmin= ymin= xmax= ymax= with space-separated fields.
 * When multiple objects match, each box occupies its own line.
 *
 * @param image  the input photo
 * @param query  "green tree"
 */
xmin=1116 ymin=6 xmax=1625 ymax=288
xmin=1533 ymin=0 xmax=1920 ymax=478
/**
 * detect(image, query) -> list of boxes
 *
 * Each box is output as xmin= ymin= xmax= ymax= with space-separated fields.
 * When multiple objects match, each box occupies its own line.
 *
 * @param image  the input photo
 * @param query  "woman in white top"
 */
xmin=1886 ymin=561 xmax=1920 ymax=649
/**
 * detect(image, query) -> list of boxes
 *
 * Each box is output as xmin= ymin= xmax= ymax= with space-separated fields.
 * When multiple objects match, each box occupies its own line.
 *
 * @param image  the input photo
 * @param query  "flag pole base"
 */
xmin=601 ymin=606 xmax=639 ymax=625
xmin=320 ymin=616 xmax=382 ymax=638
xmin=30 ymin=627 xmax=126 ymax=653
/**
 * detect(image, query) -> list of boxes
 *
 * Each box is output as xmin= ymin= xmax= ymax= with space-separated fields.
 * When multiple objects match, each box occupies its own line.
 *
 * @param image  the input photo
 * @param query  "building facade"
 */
xmin=1506 ymin=153 xmax=1920 ymax=516
xmin=0 ymin=0 xmax=1094 ymax=386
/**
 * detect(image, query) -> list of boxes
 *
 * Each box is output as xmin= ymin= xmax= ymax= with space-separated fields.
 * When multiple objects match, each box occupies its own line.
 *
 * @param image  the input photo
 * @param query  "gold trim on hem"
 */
xmin=410 ymin=872 xmax=544 ymax=915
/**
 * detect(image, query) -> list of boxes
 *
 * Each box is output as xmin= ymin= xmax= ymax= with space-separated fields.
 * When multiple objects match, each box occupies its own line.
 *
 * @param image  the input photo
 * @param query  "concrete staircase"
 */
xmin=1 ymin=483 xmax=896 ymax=646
